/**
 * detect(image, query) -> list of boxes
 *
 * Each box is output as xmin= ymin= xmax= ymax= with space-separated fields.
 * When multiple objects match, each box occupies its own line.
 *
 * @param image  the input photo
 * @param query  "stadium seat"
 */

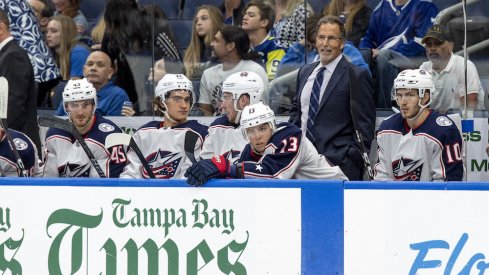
xmin=182 ymin=0 xmax=222 ymax=19
xmin=168 ymin=19 xmax=194 ymax=51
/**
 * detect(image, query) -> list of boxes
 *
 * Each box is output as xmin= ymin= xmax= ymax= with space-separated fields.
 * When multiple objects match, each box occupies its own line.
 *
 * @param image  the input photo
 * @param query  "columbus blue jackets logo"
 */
xmin=99 ymin=123 xmax=115 ymax=132
xmin=145 ymin=150 xmax=182 ymax=179
xmin=13 ymin=138 xmax=28 ymax=150
xmin=58 ymin=162 xmax=91 ymax=177
xmin=223 ymin=149 xmax=241 ymax=164
xmin=436 ymin=116 xmax=453 ymax=126
xmin=392 ymin=157 xmax=423 ymax=181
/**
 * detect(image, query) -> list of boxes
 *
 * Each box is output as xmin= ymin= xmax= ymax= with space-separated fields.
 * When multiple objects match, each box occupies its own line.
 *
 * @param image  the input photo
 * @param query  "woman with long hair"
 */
xmin=45 ymin=15 xmax=89 ymax=81
xmin=322 ymin=0 xmax=372 ymax=47
xmin=183 ymin=5 xmax=223 ymax=80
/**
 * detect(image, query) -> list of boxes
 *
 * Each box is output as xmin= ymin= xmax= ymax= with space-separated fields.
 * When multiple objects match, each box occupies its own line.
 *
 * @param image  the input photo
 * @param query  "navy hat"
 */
xmin=422 ymin=24 xmax=451 ymax=44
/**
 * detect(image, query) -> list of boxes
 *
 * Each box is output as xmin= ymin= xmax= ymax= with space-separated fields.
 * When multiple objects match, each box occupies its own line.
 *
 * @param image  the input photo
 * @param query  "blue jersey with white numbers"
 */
xmin=253 ymin=36 xmax=286 ymax=80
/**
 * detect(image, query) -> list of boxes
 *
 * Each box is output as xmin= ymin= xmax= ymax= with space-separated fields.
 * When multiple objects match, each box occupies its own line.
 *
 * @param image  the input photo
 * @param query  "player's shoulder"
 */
xmin=378 ymin=113 xmax=403 ymax=133
xmin=209 ymin=115 xmax=234 ymax=127
xmin=178 ymin=120 xmax=209 ymax=138
xmin=421 ymin=111 xmax=461 ymax=139
xmin=137 ymin=120 xmax=160 ymax=131
xmin=46 ymin=125 xmax=71 ymax=139
xmin=271 ymin=122 xmax=303 ymax=142
xmin=8 ymin=129 xmax=35 ymax=151
xmin=89 ymin=115 xmax=122 ymax=139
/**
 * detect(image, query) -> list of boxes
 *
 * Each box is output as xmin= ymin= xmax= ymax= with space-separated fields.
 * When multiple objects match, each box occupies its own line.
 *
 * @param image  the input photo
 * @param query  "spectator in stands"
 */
xmin=241 ymin=0 xmax=285 ymax=80
xmin=102 ymin=0 xmax=179 ymax=112
xmin=419 ymin=24 xmax=485 ymax=114
xmin=52 ymin=0 xmax=88 ymax=35
xmin=55 ymin=51 xmax=130 ymax=116
xmin=359 ymin=0 xmax=438 ymax=108
xmin=28 ymin=0 xmax=54 ymax=35
xmin=198 ymin=25 xmax=268 ymax=116
xmin=0 ymin=9 xmax=42 ymax=156
xmin=374 ymin=69 xmax=463 ymax=181
xmin=264 ymin=0 xmax=313 ymax=49
xmin=46 ymin=15 xmax=89 ymax=81
xmin=90 ymin=15 xmax=105 ymax=50
xmin=321 ymin=0 xmax=372 ymax=47
xmin=289 ymin=15 xmax=375 ymax=180
xmin=220 ymin=0 xmax=244 ymax=26
xmin=184 ymin=5 xmax=223 ymax=80
xmin=3 ymin=0 xmax=59 ymax=107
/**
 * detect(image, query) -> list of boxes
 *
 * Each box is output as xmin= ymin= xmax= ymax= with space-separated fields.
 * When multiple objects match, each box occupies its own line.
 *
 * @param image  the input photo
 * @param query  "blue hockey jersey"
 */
xmin=359 ymin=0 xmax=438 ymax=56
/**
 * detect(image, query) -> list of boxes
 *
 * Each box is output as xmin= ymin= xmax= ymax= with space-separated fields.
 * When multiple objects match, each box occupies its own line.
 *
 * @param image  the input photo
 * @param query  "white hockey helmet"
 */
xmin=62 ymin=78 xmax=97 ymax=113
xmin=222 ymin=71 xmax=264 ymax=109
xmin=240 ymin=102 xmax=275 ymax=131
xmin=155 ymin=73 xmax=194 ymax=102
xmin=394 ymin=69 xmax=434 ymax=104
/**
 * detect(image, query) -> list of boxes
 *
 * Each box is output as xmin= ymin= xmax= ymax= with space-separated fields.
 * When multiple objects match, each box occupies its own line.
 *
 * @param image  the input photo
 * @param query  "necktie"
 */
xmin=306 ymin=67 xmax=325 ymax=143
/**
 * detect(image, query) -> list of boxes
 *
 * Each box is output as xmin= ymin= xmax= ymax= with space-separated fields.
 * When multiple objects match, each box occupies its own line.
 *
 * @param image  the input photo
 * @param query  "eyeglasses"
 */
xmin=245 ymin=124 xmax=271 ymax=138
xmin=167 ymin=96 xmax=192 ymax=104
xmin=316 ymin=35 xmax=342 ymax=43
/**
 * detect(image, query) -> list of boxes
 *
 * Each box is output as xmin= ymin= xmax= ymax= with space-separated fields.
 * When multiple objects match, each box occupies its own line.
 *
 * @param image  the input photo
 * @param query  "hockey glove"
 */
xmin=185 ymin=155 xmax=229 ymax=186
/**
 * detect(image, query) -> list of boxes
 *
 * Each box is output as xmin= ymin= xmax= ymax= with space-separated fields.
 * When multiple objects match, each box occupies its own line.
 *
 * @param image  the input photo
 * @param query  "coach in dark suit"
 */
xmin=289 ymin=15 xmax=375 ymax=180
xmin=0 ymin=10 xmax=41 ymax=156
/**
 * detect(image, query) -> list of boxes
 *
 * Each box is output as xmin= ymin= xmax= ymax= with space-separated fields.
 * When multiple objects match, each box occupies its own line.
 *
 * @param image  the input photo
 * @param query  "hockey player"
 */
xmin=200 ymin=71 xmax=264 ymax=164
xmin=0 ymin=126 xmax=40 ymax=177
xmin=374 ymin=69 xmax=463 ymax=181
xmin=120 ymin=74 xmax=208 ymax=179
xmin=185 ymin=102 xmax=347 ymax=186
xmin=43 ymin=79 xmax=126 ymax=177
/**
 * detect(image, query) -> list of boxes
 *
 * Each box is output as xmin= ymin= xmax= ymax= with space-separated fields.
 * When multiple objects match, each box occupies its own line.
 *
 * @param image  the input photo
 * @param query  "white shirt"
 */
xmin=300 ymin=54 xmax=342 ymax=133
xmin=420 ymin=54 xmax=485 ymax=113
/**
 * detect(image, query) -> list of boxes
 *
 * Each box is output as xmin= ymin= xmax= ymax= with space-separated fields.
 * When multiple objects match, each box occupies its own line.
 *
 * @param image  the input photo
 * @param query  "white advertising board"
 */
xmin=0 ymin=186 xmax=301 ymax=274
xmin=345 ymin=189 xmax=489 ymax=275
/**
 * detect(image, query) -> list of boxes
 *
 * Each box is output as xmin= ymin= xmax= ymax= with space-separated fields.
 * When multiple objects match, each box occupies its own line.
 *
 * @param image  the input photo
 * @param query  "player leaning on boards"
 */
xmin=43 ymin=79 xmax=126 ymax=177
xmin=186 ymin=102 xmax=347 ymax=186
xmin=200 ymin=71 xmax=264 ymax=164
xmin=119 ymin=74 xmax=208 ymax=179
xmin=374 ymin=69 xmax=463 ymax=181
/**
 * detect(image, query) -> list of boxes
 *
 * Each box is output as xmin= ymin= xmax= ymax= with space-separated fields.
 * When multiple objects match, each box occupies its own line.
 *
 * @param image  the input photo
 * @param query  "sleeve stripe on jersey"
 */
xmin=414 ymin=133 xmax=443 ymax=150
xmin=46 ymin=135 xmax=72 ymax=143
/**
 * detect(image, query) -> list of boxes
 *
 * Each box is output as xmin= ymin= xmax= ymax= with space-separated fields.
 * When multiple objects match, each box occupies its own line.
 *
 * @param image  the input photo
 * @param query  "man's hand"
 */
xmin=185 ymin=155 xmax=229 ymax=186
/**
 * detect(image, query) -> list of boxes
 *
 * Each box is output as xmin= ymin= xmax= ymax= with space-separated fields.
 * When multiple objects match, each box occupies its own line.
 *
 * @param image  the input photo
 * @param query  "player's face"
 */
xmin=83 ymin=51 xmax=114 ymax=89
xmin=316 ymin=23 xmax=344 ymax=66
xmin=395 ymin=89 xmax=421 ymax=119
xmin=66 ymin=100 xmax=95 ymax=128
xmin=164 ymin=90 xmax=192 ymax=123
xmin=220 ymin=92 xmax=238 ymax=122
xmin=210 ymin=31 xmax=227 ymax=59
xmin=241 ymin=6 xmax=264 ymax=32
xmin=195 ymin=9 xmax=212 ymax=37
xmin=246 ymin=123 xmax=273 ymax=154
xmin=424 ymin=38 xmax=453 ymax=64
xmin=46 ymin=20 xmax=62 ymax=49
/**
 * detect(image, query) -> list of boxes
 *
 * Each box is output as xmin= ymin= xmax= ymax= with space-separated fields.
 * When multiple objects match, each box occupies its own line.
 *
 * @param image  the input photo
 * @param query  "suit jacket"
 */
xmin=289 ymin=56 xmax=375 ymax=179
xmin=0 ymin=39 xmax=41 ymax=155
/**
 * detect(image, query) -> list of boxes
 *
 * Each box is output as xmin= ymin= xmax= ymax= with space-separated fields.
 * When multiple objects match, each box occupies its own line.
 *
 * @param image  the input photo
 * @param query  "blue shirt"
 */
xmin=69 ymin=44 xmax=90 ymax=78
xmin=56 ymin=81 xmax=130 ymax=116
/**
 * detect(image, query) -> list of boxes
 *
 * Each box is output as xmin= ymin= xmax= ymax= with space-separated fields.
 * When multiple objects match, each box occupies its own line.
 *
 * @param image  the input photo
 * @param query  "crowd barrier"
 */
xmin=1 ymin=179 xmax=488 ymax=274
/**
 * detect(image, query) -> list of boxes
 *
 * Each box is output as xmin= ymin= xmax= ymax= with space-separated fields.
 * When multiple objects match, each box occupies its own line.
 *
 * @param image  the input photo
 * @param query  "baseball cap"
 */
xmin=422 ymin=24 xmax=451 ymax=44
